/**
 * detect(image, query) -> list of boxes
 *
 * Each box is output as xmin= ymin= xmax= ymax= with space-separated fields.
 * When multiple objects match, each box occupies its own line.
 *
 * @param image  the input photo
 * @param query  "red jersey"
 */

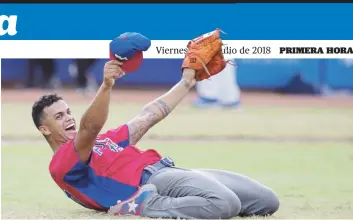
xmin=49 ymin=124 xmax=162 ymax=211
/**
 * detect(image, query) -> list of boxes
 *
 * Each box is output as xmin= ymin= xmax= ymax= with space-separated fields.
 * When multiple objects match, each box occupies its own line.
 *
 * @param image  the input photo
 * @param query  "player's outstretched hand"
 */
xmin=103 ymin=60 xmax=125 ymax=88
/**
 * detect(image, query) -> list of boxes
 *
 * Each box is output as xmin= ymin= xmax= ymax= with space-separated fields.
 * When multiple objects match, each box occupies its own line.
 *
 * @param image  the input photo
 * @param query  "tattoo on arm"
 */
xmin=128 ymin=113 xmax=154 ymax=145
xmin=155 ymin=100 xmax=170 ymax=117
xmin=128 ymin=100 xmax=170 ymax=145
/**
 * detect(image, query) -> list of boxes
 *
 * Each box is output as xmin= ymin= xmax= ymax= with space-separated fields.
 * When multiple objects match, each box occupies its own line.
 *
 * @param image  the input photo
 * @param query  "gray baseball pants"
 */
xmin=140 ymin=166 xmax=279 ymax=219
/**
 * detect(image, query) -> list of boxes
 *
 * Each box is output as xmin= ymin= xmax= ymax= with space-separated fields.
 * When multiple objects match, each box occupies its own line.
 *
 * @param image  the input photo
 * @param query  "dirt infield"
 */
xmin=2 ymin=88 xmax=353 ymax=108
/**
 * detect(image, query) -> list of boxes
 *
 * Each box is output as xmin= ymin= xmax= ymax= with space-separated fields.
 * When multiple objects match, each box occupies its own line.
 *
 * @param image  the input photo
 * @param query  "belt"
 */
xmin=140 ymin=157 xmax=174 ymax=186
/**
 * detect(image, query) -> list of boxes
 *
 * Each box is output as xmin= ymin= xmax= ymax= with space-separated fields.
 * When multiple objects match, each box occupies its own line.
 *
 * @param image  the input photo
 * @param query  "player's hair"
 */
xmin=32 ymin=93 xmax=63 ymax=129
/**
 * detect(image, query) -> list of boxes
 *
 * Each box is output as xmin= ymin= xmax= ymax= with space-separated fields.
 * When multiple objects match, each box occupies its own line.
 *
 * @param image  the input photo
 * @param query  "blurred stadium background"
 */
xmin=2 ymin=58 xmax=353 ymax=93
xmin=1 ymin=58 xmax=353 ymax=219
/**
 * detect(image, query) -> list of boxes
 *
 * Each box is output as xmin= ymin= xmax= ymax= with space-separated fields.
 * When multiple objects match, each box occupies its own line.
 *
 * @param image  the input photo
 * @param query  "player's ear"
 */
xmin=39 ymin=125 xmax=51 ymax=136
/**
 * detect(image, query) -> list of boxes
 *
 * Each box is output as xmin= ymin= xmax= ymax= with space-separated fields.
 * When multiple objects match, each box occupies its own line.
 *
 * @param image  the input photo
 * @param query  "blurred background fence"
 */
xmin=2 ymin=58 xmax=353 ymax=95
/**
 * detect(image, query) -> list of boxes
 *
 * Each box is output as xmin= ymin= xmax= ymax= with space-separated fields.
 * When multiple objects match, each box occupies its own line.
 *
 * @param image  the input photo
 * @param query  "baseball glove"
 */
xmin=182 ymin=28 xmax=232 ymax=81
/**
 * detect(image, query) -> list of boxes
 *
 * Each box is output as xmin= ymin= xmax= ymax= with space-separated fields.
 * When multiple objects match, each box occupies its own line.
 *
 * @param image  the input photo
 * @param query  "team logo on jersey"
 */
xmin=93 ymin=138 xmax=124 ymax=156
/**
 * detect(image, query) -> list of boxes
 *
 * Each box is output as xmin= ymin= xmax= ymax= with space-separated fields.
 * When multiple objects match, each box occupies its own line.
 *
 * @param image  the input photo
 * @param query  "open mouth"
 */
xmin=65 ymin=124 xmax=76 ymax=131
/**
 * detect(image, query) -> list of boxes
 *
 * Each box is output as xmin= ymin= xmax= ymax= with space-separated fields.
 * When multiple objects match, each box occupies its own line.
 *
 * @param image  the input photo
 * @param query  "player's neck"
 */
xmin=47 ymin=137 xmax=63 ymax=154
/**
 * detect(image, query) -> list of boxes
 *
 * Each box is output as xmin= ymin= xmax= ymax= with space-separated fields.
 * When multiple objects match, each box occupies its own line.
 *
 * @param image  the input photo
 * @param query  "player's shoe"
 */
xmin=107 ymin=184 xmax=157 ymax=216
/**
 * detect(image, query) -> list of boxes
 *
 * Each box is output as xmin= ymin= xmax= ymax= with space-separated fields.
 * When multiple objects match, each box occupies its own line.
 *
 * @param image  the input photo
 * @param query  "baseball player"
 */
xmin=32 ymin=31 xmax=279 ymax=219
xmin=193 ymin=59 xmax=241 ymax=108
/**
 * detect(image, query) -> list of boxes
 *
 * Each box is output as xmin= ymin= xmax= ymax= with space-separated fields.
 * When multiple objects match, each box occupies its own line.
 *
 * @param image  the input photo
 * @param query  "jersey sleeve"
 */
xmin=98 ymin=124 xmax=130 ymax=148
xmin=49 ymin=140 xmax=90 ymax=183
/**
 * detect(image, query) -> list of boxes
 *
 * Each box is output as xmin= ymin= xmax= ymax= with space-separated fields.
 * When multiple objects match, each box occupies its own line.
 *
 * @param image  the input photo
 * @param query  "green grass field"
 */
xmin=2 ymin=101 xmax=353 ymax=219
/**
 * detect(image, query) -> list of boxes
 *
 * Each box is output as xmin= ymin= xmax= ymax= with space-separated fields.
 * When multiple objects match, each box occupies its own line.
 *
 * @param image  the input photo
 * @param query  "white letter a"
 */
xmin=0 ymin=15 xmax=18 ymax=36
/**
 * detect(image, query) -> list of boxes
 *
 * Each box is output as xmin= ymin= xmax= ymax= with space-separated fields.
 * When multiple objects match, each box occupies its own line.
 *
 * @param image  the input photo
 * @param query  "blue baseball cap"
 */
xmin=109 ymin=32 xmax=151 ymax=73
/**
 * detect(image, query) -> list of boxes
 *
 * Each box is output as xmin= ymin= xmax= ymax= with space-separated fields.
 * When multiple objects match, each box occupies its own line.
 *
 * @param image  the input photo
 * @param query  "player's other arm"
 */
xmin=127 ymin=68 xmax=196 ymax=145
xmin=74 ymin=61 xmax=124 ymax=163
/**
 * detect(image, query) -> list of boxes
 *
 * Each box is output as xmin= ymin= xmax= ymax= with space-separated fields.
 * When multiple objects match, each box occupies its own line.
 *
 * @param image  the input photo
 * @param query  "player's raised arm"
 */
xmin=74 ymin=60 xmax=124 ymax=163
xmin=127 ymin=29 xmax=229 ymax=145
xmin=127 ymin=68 xmax=196 ymax=145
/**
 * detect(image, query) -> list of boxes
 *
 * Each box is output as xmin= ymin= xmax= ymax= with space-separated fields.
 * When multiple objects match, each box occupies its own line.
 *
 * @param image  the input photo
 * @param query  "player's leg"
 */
xmin=193 ymin=61 xmax=241 ymax=108
xmin=25 ymin=59 xmax=38 ymax=88
xmin=141 ymin=168 xmax=242 ymax=219
xmin=196 ymin=169 xmax=279 ymax=216
xmin=40 ymin=59 xmax=56 ymax=89
xmin=75 ymin=59 xmax=90 ymax=89
xmin=71 ymin=59 xmax=98 ymax=94
xmin=216 ymin=61 xmax=241 ymax=107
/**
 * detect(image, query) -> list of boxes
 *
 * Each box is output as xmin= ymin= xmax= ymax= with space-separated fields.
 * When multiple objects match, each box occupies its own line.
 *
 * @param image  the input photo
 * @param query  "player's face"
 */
xmin=40 ymin=100 xmax=77 ymax=143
